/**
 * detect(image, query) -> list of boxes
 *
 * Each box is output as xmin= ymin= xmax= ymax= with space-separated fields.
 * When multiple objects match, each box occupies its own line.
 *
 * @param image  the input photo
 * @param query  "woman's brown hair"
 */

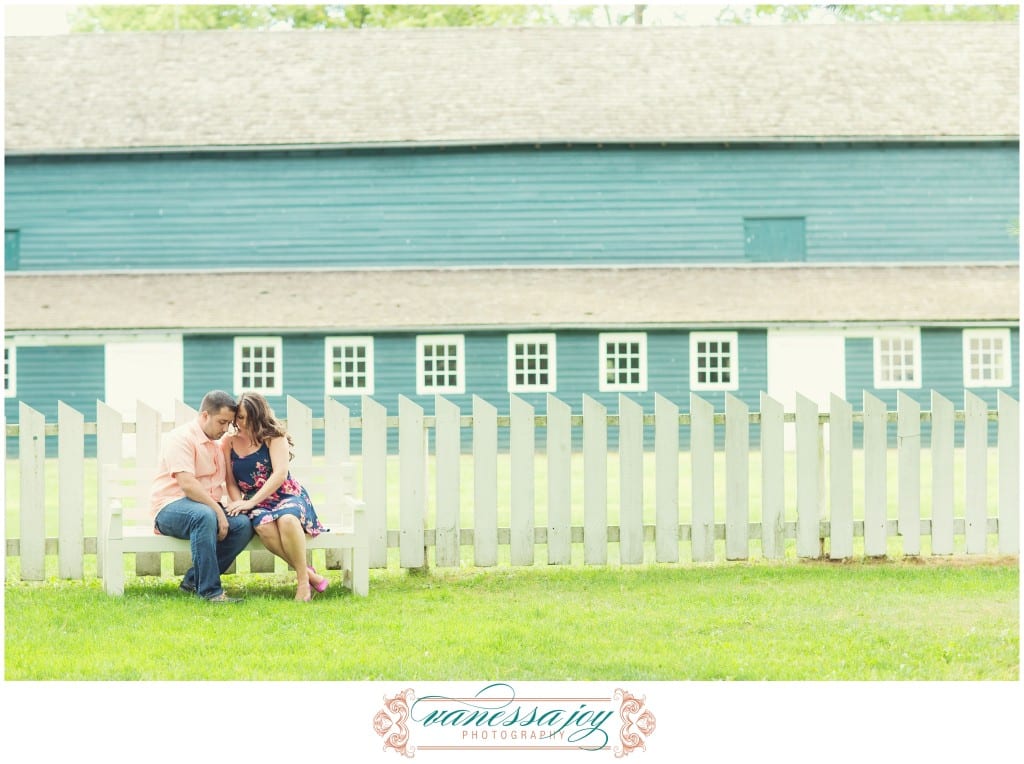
xmin=235 ymin=392 xmax=294 ymax=459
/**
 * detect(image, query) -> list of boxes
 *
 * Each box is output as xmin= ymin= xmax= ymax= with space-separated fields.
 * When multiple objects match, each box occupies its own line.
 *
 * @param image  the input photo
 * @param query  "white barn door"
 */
xmin=105 ymin=336 xmax=184 ymax=455
xmin=767 ymin=329 xmax=846 ymax=449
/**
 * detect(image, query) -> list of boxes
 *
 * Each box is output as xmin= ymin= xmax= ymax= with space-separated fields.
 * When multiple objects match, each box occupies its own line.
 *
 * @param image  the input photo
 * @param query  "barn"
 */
xmin=4 ymin=23 xmax=1019 ymax=452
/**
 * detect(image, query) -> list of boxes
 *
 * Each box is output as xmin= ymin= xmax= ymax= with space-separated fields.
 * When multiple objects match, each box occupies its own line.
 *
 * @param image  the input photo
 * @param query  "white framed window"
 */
xmin=874 ymin=330 xmax=922 ymax=389
xmin=690 ymin=332 xmax=739 ymax=391
xmin=326 ymin=337 xmax=374 ymax=396
xmin=963 ymin=328 xmax=1012 ymax=388
xmin=234 ymin=336 xmax=283 ymax=396
xmin=4 ymin=341 xmax=15 ymax=398
xmin=508 ymin=334 xmax=556 ymax=393
xmin=417 ymin=335 xmax=465 ymax=395
xmin=599 ymin=332 xmax=647 ymax=392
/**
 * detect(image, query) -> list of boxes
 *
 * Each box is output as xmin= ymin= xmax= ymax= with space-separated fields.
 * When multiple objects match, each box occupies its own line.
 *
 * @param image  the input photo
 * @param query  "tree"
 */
xmin=68 ymin=3 xmax=1020 ymax=32
xmin=714 ymin=4 xmax=1018 ymax=24
xmin=68 ymin=4 xmax=557 ymax=32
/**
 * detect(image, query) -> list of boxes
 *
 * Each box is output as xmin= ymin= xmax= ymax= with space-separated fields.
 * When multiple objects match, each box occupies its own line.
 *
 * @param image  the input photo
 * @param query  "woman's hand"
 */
xmin=225 ymin=499 xmax=255 ymax=516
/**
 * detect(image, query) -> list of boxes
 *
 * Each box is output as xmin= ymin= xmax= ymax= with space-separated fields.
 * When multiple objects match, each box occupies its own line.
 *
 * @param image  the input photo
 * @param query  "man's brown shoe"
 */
xmin=205 ymin=593 xmax=242 ymax=603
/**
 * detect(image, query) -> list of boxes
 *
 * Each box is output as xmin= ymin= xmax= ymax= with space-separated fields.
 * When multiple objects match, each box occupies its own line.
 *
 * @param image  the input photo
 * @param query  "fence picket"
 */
xmin=690 ymin=394 xmax=715 ymax=562
xmin=96 ymin=402 xmax=124 ymax=579
xmin=654 ymin=393 xmax=680 ymax=563
xmin=930 ymin=392 xmax=955 ymax=555
xmin=18 ymin=403 xmax=46 ymax=580
xmin=362 ymin=396 xmax=389 ymax=568
xmin=619 ymin=395 xmax=644 ymax=565
xmin=57 ymin=402 xmax=85 ymax=579
xmin=323 ymin=397 xmax=351 ymax=571
xmin=172 ymin=403 xmax=195 ymax=577
xmin=282 ymin=395 xmax=313 ymax=569
xmin=997 ymin=391 xmax=1019 ymax=554
xmin=286 ymin=397 xmax=313 ymax=469
xmin=546 ymin=394 xmax=572 ymax=565
xmin=398 ymin=396 xmax=425 ymax=568
xmin=829 ymin=394 xmax=854 ymax=560
xmin=134 ymin=401 xmax=163 ymax=576
xmin=964 ymin=392 xmax=988 ymax=554
xmin=583 ymin=395 xmax=608 ymax=565
xmin=472 ymin=396 xmax=498 ymax=566
xmin=725 ymin=394 xmax=749 ymax=561
xmin=510 ymin=395 xmax=535 ymax=566
xmin=863 ymin=393 xmax=888 ymax=557
xmin=174 ymin=400 xmax=197 ymax=426
xmin=897 ymin=392 xmax=922 ymax=555
xmin=795 ymin=394 xmax=821 ymax=558
xmin=435 ymin=396 xmax=461 ymax=567
xmin=760 ymin=393 xmax=784 ymax=559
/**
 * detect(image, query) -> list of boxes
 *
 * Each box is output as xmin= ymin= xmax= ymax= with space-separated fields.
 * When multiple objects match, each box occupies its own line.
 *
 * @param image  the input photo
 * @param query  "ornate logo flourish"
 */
xmin=373 ymin=688 xmax=416 ymax=758
xmin=613 ymin=688 xmax=657 ymax=758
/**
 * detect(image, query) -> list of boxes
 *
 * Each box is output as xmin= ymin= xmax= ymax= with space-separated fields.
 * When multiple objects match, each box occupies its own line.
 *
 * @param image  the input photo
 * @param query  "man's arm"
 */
xmin=175 ymin=471 xmax=230 ymax=540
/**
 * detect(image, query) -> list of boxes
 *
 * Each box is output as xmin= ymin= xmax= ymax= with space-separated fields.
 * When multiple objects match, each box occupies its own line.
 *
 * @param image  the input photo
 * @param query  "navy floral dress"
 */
xmin=230 ymin=442 xmax=327 ymax=536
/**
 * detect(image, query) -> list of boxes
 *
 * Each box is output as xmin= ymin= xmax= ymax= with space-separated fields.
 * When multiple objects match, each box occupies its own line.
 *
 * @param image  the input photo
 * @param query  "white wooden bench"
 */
xmin=100 ymin=462 xmax=369 ymax=597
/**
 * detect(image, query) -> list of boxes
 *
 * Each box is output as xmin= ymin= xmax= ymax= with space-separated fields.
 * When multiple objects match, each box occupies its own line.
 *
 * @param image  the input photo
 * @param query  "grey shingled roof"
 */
xmin=4 ymin=23 xmax=1018 ymax=153
xmin=5 ymin=264 xmax=1018 ymax=333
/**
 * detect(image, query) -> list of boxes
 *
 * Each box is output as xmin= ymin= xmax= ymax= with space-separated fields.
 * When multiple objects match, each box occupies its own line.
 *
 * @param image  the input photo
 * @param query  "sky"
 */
xmin=4 ymin=3 xmax=73 ymax=35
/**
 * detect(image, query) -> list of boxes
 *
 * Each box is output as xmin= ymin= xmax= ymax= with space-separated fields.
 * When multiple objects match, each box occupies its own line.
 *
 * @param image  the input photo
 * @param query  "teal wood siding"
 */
xmin=5 ymin=345 xmax=104 ymax=456
xmin=5 ymin=143 xmax=1018 ymax=270
xmin=183 ymin=336 xmax=235 ymax=410
xmin=845 ymin=328 xmax=1019 ymax=445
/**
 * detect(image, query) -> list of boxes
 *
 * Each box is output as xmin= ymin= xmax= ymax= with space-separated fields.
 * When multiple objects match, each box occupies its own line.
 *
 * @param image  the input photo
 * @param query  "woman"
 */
xmin=222 ymin=392 xmax=329 ymax=602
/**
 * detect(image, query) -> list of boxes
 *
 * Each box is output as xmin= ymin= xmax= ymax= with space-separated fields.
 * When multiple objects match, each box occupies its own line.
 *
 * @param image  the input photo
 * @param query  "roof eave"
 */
xmin=5 ymin=134 xmax=1019 ymax=158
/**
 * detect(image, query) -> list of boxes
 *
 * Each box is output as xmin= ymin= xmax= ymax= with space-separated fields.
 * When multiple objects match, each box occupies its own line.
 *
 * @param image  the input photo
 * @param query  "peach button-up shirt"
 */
xmin=150 ymin=418 xmax=227 ymax=517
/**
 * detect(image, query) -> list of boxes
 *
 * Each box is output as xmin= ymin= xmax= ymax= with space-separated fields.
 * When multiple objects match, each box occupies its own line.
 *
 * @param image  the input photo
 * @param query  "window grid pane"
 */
xmin=968 ymin=335 xmax=1006 ymax=383
xmin=422 ymin=343 xmax=461 ymax=391
xmin=694 ymin=339 xmax=732 ymax=385
xmin=512 ymin=341 xmax=551 ymax=389
xmin=879 ymin=336 xmax=916 ymax=384
xmin=239 ymin=342 xmax=277 ymax=391
xmin=603 ymin=339 xmax=643 ymax=387
xmin=331 ymin=343 xmax=370 ymax=391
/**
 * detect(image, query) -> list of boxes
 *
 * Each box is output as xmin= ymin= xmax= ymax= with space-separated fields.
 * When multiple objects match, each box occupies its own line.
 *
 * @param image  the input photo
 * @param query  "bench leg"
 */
xmin=352 ymin=545 xmax=369 ymax=597
xmin=102 ymin=539 xmax=125 ymax=596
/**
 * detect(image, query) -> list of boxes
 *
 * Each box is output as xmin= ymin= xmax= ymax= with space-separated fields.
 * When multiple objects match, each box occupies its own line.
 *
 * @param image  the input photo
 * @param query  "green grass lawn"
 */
xmin=5 ymin=555 xmax=1017 ymax=681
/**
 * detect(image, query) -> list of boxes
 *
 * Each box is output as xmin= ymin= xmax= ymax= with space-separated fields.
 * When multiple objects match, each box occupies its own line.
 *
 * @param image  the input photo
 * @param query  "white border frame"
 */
xmin=233 ymin=336 xmax=284 ymax=396
xmin=4 ymin=340 xmax=16 ymax=398
xmin=690 ymin=331 xmax=740 ymax=392
xmin=507 ymin=333 xmax=557 ymax=394
xmin=873 ymin=329 xmax=922 ymax=389
xmin=416 ymin=334 xmax=466 ymax=396
xmin=962 ymin=328 xmax=1012 ymax=388
xmin=325 ymin=336 xmax=375 ymax=396
xmin=598 ymin=332 xmax=648 ymax=393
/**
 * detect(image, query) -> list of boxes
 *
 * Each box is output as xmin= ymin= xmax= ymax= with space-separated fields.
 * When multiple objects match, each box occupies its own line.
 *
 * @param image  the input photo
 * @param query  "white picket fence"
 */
xmin=6 ymin=389 xmax=1020 ymax=581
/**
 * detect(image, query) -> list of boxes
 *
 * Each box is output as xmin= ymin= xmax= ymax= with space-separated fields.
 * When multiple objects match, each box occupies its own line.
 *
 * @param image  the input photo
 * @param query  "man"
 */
xmin=150 ymin=390 xmax=254 ymax=602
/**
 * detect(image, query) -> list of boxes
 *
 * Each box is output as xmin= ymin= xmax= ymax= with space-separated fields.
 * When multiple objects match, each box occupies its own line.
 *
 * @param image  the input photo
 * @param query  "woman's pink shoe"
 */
xmin=308 ymin=566 xmax=329 ymax=594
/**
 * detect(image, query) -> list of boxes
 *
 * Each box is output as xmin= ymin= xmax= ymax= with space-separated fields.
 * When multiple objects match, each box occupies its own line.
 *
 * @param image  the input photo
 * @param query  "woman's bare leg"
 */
xmin=276 ymin=514 xmax=311 ymax=601
xmin=254 ymin=522 xmax=286 ymax=559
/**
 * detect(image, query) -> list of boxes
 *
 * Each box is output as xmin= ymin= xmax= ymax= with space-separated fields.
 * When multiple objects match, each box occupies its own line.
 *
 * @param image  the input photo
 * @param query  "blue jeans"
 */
xmin=154 ymin=498 xmax=254 ymax=599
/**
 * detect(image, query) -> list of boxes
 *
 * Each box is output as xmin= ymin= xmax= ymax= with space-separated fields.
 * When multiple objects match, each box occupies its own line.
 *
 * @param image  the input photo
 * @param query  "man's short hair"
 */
xmin=199 ymin=390 xmax=237 ymax=415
